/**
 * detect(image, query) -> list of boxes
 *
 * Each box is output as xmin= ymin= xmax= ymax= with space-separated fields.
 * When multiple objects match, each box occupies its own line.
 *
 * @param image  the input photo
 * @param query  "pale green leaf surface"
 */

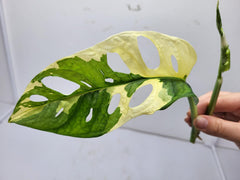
xmin=9 ymin=31 xmax=197 ymax=138
xmin=217 ymin=1 xmax=230 ymax=73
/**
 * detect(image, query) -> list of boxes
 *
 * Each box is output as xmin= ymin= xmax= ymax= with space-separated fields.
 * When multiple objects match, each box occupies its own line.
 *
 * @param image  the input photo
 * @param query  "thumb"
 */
xmin=194 ymin=115 xmax=240 ymax=143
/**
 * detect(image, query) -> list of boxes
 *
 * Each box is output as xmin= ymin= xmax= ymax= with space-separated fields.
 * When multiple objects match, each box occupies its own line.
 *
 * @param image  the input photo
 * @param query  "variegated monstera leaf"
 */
xmin=9 ymin=31 xmax=197 ymax=138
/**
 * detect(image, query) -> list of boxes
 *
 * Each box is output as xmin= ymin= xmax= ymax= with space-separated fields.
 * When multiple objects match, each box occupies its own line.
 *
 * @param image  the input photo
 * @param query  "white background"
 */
xmin=1 ymin=0 xmax=240 ymax=179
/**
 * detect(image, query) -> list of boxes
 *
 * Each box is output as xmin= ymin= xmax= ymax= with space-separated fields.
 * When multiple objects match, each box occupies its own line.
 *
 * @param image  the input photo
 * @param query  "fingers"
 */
xmin=194 ymin=115 xmax=240 ymax=143
xmin=184 ymin=114 xmax=192 ymax=126
xmin=185 ymin=91 xmax=240 ymax=124
xmin=214 ymin=112 xmax=240 ymax=122
xmin=201 ymin=92 xmax=240 ymax=113
xmin=184 ymin=92 xmax=213 ymax=126
xmin=185 ymin=91 xmax=240 ymax=145
xmin=196 ymin=91 xmax=233 ymax=114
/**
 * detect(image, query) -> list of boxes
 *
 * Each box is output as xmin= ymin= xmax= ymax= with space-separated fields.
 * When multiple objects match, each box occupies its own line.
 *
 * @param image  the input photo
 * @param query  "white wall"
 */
xmin=1 ymin=0 xmax=240 ymax=179
xmin=0 ymin=25 xmax=13 ymax=104
xmin=0 ymin=0 xmax=15 ymax=121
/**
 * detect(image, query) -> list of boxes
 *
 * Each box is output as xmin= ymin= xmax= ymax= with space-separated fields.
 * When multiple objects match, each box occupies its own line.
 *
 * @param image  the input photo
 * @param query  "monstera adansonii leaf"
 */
xmin=9 ymin=31 xmax=198 ymax=138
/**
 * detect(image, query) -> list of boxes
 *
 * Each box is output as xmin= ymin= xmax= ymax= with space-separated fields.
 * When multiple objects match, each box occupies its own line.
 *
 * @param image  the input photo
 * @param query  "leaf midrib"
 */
xmin=41 ymin=76 xmax=185 ymax=104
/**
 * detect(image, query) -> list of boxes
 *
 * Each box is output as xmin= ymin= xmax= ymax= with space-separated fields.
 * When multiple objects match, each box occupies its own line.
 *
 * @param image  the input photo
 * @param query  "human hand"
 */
xmin=185 ymin=92 xmax=240 ymax=148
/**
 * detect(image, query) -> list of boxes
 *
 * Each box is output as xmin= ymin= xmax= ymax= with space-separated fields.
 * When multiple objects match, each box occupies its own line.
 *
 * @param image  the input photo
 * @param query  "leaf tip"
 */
xmin=216 ymin=0 xmax=223 ymax=36
xmin=8 ymin=117 xmax=14 ymax=123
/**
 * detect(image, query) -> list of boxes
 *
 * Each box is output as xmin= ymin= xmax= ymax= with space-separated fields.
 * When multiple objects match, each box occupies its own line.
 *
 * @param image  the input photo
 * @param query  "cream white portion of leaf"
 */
xmin=107 ymin=79 xmax=173 ymax=131
xmin=72 ymin=31 xmax=197 ymax=79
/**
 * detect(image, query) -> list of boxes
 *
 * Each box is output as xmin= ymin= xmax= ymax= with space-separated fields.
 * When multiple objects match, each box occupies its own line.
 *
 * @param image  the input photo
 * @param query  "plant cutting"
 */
xmin=8 ymin=1 xmax=230 ymax=143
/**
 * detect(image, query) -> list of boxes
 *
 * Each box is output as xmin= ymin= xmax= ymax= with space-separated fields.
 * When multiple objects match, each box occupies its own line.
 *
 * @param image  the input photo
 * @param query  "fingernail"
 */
xmin=195 ymin=116 xmax=208 ymax=129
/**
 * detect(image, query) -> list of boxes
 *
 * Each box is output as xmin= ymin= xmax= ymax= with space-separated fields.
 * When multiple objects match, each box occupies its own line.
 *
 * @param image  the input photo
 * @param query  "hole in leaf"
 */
xmin=80 ymin=81 xmax=92 ymax=88
xmin=108 ymin=93 xmax=121 ymax=114
xmin=171 ymin=55 xmax=178 ymax=72
xmin=137 ymin=36 xmax=160 ymax=69
xmin=107 ymin=53 xmax=130 ymax=74
xmin=30 ymin=95 xmax=48 ymax=102
xmin=55 ymin=108 xmax=64 ymax=118
xmin=129 ymin=84 xmax=153 ymax=107
xmin=105 ymin=78 xmax=114 ymax=83
xmin=42 ymin=76 xmax=80 ymax=95
xmin=86 ymin=108 xmax=93 ymax=122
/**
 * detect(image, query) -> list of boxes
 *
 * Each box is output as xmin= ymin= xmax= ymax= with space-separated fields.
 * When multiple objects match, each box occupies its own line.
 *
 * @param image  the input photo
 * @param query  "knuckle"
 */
xmin=213 ymin=119 xmax=224 ymax=135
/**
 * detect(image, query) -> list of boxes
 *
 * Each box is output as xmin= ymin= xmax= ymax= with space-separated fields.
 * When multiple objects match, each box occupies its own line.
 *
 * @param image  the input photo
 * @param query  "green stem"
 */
xmin=188 ymin=96 xmax=199 ymax=143
xmin=206 ymin=75 xmax=222 ymax=115
xmin=189 ymin=0 xmax=230 ymax=143
xmin=206 ymin=0 xmax=229 ymax=116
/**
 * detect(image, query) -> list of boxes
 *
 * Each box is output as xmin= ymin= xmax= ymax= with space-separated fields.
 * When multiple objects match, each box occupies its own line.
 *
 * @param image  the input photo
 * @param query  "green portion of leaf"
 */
xmin=9 ymin=55 xmax=140 ymax=137
xmin=159 ymin=78 xmax=198 ymax=110
xmin=11 ymin=54 xmax=140 ymax=116
xmin=9 ymin=31 xmax=197 ymax=138
xmin=13 ymin=100 xmax=68 ymax=130
xmin=10 ymin=78 xmax=197 ymax=138
xmin=124 ymin=79 xmax=145 ymax=97
xmin=13 ymin=89 xmax=122 ymax=138
xmin=52 ymin=90 xmax=122 ymax=137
